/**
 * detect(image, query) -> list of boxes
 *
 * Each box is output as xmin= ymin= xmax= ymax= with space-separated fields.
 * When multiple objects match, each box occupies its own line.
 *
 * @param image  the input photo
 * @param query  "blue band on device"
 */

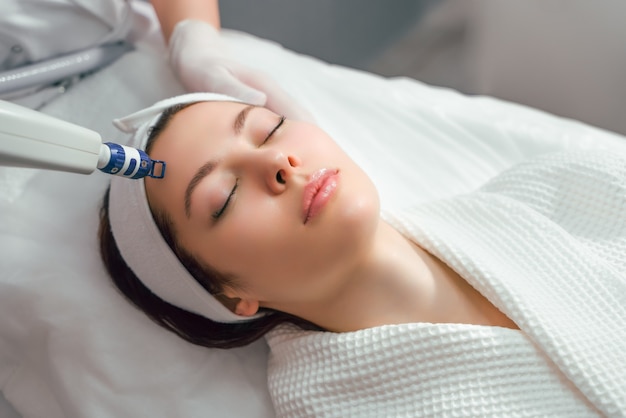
xmin=99 ymin=142 xmax=166 ymax=179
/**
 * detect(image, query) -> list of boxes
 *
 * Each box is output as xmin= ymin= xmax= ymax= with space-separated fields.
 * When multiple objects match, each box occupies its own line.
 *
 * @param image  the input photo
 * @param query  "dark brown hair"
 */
xmin=98 ymin=102 xmax=322 ymax=349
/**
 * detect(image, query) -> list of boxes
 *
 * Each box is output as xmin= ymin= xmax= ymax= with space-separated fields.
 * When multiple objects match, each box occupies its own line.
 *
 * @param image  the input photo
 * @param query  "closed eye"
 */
xmin=262 ymin=116 xmax=285 ymax=145
xmin=212 ymin=115 xmax=284 ymax=222
xmin=212 ymin=180 xmax=238 ymax=221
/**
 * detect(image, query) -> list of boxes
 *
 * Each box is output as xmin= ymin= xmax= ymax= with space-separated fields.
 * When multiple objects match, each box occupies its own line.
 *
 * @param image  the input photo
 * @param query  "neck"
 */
xmin=300 ymin=220 xmax=433 ymax=332
xmin=296 ymin=220 xmax=518 ymax=332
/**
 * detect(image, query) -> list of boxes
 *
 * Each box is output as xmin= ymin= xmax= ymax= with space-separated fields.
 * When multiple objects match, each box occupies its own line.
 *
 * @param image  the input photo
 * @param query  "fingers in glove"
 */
xmin=200 ymin=66 xmax=267 ymax=106
xmin=231 ymin=66 xmax=315 ymax=123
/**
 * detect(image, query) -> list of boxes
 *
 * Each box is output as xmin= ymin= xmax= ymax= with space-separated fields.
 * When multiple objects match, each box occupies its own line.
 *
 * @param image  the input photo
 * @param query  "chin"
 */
xmin=335 ymin=185 xmax=380 ymax=246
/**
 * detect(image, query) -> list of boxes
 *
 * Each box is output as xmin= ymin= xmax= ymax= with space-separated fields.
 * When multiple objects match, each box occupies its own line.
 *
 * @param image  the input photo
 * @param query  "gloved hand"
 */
xmin=168 ymin=19 xmax=314 ymax=122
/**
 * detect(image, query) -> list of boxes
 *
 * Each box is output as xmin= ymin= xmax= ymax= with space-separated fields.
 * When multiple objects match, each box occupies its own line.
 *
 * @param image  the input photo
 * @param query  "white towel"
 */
xmin=267 ymin=150 xmax=626 ymax=417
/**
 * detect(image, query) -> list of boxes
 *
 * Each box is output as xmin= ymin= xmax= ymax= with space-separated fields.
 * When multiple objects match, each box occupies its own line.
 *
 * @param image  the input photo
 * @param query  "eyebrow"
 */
xmin=184 ymin=104 xmax=257 ymax=218
xmin=234 ymin=104 xmax=256 ymax=135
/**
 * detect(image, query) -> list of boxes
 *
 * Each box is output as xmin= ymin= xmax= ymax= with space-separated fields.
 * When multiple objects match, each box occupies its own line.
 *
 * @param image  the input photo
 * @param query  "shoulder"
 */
xmin=480 ymin=149 xmax=626 ymax=203
xmin=480 ymin=149 xmax=626 ymax=267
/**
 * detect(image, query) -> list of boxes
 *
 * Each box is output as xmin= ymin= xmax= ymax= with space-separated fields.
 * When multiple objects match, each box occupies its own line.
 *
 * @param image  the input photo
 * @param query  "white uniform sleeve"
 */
xmin=0 ymin=0 xmax=133 ymax=71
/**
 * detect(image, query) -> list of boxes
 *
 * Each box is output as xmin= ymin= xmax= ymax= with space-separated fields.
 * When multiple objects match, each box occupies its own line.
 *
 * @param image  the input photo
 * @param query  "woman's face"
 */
xmin=145 ymin=101 xmax=380 ymax=316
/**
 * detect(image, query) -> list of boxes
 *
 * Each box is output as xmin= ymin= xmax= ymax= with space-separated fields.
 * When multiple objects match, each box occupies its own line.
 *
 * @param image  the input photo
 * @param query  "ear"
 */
xmin=223 ymin=288 xmax=260 ymax=317
xmin=234 ymin=298 xmax=260 ymax=317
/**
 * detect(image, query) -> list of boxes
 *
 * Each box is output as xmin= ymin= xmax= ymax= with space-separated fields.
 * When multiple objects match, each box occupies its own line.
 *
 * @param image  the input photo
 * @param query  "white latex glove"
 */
xmin=168 ymin=19 xmax=314 ymax=122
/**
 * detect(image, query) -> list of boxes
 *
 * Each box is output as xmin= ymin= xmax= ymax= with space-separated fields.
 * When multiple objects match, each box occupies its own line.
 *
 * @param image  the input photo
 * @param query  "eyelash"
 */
xmin=262 ymin=115 xmax=285 ymax=145
xmin=212 ymin=180 xmax=238 ymax=220
xmin=213 ymin=115 xmax=285 ymax=221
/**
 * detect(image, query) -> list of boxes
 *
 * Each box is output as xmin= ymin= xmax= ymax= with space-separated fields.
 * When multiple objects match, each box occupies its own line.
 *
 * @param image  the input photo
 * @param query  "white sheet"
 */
xmin=1 ymin=5 xmax=625 ymax=418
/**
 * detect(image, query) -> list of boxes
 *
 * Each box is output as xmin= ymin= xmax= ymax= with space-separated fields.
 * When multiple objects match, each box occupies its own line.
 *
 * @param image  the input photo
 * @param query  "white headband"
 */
xmin=108 ymin=92 xmax=262 ymax=323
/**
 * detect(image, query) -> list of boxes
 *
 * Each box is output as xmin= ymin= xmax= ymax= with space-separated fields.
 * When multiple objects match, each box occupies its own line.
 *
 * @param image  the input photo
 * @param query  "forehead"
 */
xmin=158 ymin=100 xmax=244 ymax=140
xmin=144 ymin=101 xmax=246 ymax=215
xmin=146 ymin=100 xmax=248 ymax=165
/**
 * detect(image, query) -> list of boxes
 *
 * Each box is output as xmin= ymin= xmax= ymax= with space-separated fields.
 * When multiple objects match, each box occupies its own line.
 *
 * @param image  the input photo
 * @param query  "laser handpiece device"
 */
xmin=0 ymin=99 xmax=165 ymax=179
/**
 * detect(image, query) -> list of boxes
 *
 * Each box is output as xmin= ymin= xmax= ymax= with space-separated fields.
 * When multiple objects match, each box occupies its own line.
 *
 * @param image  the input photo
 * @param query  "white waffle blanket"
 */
xmin=267 ymin=150 xmax=626 ymax=417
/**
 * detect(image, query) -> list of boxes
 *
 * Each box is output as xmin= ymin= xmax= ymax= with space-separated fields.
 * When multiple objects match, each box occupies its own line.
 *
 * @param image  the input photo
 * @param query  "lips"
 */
xmin=303 ymin=168 xmax=340 ymax=224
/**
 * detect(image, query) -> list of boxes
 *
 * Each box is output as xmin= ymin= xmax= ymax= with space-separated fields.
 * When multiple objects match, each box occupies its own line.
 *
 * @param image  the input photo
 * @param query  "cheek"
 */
xmin=287 ymin=125 xmax=340 ymax=156
xmin=207 ymin=196 xmax=301 ymax=274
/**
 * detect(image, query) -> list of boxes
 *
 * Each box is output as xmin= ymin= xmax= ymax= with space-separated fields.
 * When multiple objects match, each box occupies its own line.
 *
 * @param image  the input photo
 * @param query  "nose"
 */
xmin=256 ymin=149 xmax=301 ymax=194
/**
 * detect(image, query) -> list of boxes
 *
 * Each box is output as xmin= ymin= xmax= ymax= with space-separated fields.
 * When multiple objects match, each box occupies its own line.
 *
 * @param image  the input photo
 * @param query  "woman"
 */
xmin=100 ymin=93 xmax=518 ymax=344
xmin=99 ymin=93 xmax=625 ymax=416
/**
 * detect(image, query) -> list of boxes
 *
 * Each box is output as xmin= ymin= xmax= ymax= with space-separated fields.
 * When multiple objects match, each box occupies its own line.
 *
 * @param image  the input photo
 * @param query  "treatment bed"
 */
xmin=1 ymin=4 xmax=625 ymax=418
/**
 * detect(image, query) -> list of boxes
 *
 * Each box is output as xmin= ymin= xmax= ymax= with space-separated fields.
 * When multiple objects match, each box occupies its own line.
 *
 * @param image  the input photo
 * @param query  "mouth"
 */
xmin=303 ymin=168 xmax=340 ymax=224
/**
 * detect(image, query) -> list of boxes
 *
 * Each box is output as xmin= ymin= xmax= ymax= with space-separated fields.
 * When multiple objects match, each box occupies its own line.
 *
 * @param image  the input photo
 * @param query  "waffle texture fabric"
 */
xmin=266 ymin=150 xmax=626 ymax=418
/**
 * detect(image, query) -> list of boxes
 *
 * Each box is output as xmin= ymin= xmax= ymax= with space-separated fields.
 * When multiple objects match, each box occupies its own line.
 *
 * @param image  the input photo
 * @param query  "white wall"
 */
xmin=368 ymin=0 xmax=626 ymax=136
xmin=466 ymin=0 xmax=626 ymax=135
xmin=220 ymin=0 xmax=438 ymax=70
